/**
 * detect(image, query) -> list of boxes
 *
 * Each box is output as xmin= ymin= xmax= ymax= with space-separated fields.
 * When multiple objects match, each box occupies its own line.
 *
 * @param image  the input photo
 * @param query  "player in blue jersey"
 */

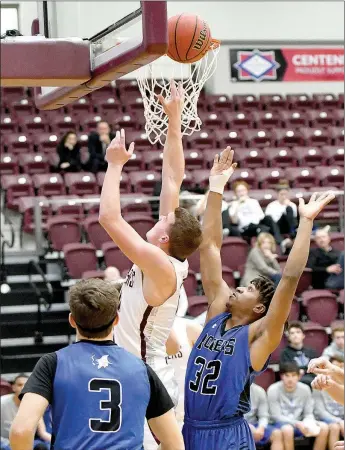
xmin=9 ymin=278 xmax=184 ymax=450
xmin=183 ymin=147 xmax=335 ymax=450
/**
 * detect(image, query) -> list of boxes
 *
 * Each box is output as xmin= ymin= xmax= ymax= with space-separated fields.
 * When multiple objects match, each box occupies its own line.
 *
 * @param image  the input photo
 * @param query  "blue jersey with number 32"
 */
xmin=185 ymin=312 xmax=265 ymax=422
xmin=52 ymin=341 xmax=150 ymax=450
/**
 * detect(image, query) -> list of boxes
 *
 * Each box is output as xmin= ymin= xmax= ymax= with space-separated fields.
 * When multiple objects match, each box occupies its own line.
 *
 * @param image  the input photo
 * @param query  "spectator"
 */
xmin=268 ymin=362 xmax=329 ymax=450
xmin=228 ymin=181 xmax=283 ymax=245
xmin=103 ymin=266 xmax=121 ymax=283
xmin=313 ymin=356 xmax=344 ymax=450
xmin=307 ymin=226 xmax=342 ymax=289
xmin=280 ymin=321 xmax=317 ymax=387
xmin=241 ymin=232 xmax=281 ymax=287
xmin=57 ymin=131 xmax=82 ymax=172
xmin=88 ymin=121 xmax=115 ymax=173
xmin=322 ymin=326 xmax=345 ymax=361
xmin=244 ymin=383 xmax=283 ymax=450
xmin=326 ymin=252 xmax=345 ymax=290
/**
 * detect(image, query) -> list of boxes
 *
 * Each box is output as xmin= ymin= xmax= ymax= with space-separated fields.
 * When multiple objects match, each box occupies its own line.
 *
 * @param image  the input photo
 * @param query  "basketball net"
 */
xmin=136 ymin=40 xmax=220 ymax=146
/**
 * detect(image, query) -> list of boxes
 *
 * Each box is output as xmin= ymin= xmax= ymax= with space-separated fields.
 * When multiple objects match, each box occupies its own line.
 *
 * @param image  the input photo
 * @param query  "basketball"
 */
xmin=167 ymin=14 xmax=212 ymax=63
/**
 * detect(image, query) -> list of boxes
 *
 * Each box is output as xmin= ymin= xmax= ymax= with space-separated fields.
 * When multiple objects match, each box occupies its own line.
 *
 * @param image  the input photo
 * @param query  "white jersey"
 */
xmin=165 ymin=317 xmax=193 ymax=425
xmin=115 ymin=256 xmax=188 ymax=405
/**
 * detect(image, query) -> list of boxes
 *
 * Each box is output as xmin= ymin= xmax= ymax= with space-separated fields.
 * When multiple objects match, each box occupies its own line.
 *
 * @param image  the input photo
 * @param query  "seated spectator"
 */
xmin=326 ymin=252 xmax=345 ymax=290
xmin=241 ymin=232 xmax=281 ymax=287
xmin=244 ymin=383 xmax=283 ymax=450
xmin=322 ymin=326 xmax=344 ymax=361
xmin=280 ymin=321 xmax=317 ymax=387
xmin=88 ymin=121 xmax=115 ymax=173
xmin=57 ymin=131 xmax=82 ymax=172
xmin=313 ymin=356 xmax=344 ymax=450
xmin=228 ymin=181 xmax=283 ymax=245
xmin=268 ymin=362 xmax=329 ymax=450
xmin=307 ymin=226 xmax=342 ymax=289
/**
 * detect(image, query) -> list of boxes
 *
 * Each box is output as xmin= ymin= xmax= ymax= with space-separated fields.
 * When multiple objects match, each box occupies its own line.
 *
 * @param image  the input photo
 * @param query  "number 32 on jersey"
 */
xmin=189 ymin=357 xmax=222 ymax=395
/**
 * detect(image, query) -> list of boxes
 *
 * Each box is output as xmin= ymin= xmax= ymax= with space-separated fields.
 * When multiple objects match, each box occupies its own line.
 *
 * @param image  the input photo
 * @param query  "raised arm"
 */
xmin=99 ymin=130 xmax=175 ymax=304
xmin=250 ymin=192 xmax=335 ymax=371
xmin=158 ymin=81 xmax=185 ymax=217
xmin=200 ymin=149 xmax=236 ymax=312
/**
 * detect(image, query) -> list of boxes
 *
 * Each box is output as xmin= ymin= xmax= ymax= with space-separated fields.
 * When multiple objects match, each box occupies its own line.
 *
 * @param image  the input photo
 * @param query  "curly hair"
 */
xmin=251 ymin=275 xmax=275 ymax=315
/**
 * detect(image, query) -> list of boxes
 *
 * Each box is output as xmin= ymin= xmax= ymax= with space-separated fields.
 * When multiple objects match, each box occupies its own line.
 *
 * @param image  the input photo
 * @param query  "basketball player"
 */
xmin=183 ymin=147 xmax=335 ymax=450
xmin=9 ymin=279 xmax=184 ymax=450
xmin=99 ymin=81 xmax=202 ymax=448
xmin=166 ymin=318 xmax=202 ymax=427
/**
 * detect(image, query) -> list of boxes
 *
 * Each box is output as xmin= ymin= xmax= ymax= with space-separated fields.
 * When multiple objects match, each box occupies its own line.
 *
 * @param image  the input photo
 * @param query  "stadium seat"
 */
xmin=2 ymin=87 xmax=26 ymax=103
xmin=232 ymin=94 xmax=261 ymax=111
xmin=83 ymin=215 xmax=112 ymax=249
xmin=187 ymin=130 xmax=217 ymax=149
xmin=259 ymin=94 xmax=288 ymax=110
xmin=0 ymin=115 xmax=18 ymax=134
xmin=236 ymin=148 xmax=267 ymax=169
xmin=302 ymin=290 xmax=338 ymax=327
xmin=66 ymin=97 xmax=92 ymax=115
xmin=206 ymin=94 xmax=233 ymax=112
xmin=303 ymin=322 xmax=329 ymax=356
xmin=289 ymin=300 xmax=300 ymax=321
xmin=220 ymin=238 xmax=248 ymax=273
xmin=121 ymin=193 xmax=151 ymax=214
xmin=306 ymin=110 xmax=338 ymax=128
xmin=192 ymin=170 xmax=213 ymax=190
xmin=284 ymin=167 xmax=318 ymax=189
xmin=187 ymin=250 xmax=201 ymax=274
xmin=0 ymin=379 xmax=13 ymax=396
xmin=187 ymin=295 xmax=208 ymax=317
xmin=323 ymin=146 xmax=344 ymax=167
xmin=4 ymin=134 xmax=33 ymax=154
xmin=273 ymin=128 xmax=305 ymax=147
xmin=33 ymin=173 xmax=65 ymax=197
xmin=264 ymin=147 xmax=297 ymax=168
xmin=280 ymin=110 xmax=309 ymax=128
xmin=90 ymin=85 xmax=116 ymax=103
xmin=117 ymin=79 xmax=140 ymax=96
xmin=255 ymin=168 xmax=286 ymax=189
xmin=129 ymin=171 xmax=161 ymax=194
xmin=313 ymin=93 xmax=339 ymax=109
xmin=113 ymin=113 xmax=139 ymax=131
xmin=330 ymin=232 xmax=344 ymax=252
xmin=286 ymin=94 xmax=316 ymax=110
xmin=64 ymin=172 xmax=98 ymax=196
xmin=184 ymin=271 xmax=198 ymax=297
xmin=11 ymin=98 xmax=34 ymax=118
xmin=1 ymin=174 xmax=35 ymax=210
xmin=51 ymin=195 xmax=84 ymax=219
xmin=292 ymin=146 xmax=326 ymax=168
xmin=228 ymin=168 xmax=257 ymax=189
xmin=250 ymin=189 xmax=277 ymax=208
xmin=0 ymin=154 xmax=19 ymax=174
xmin=18 ymin=153 xmax=50 ymax=174
xmin=299 ymin=127 xmax=332 ymax=146
xmin=203 ymin=149 xmax=221 ymax=169
xmin=97 ymin=171 xmax=130 ymax=193
xmin=47 ymin=217 xmax=82 ymax=251
xmin=80 ymin=114 xmax=106 ymax=132
xmin=51 ymin=115 xmax=78 ymax=133
xmin=255 ymin=368 xmax=276 ymax=391
xmin=316 ymin=166 xmax=344 ymax=189
xmin=18 ymin=196 xmax=51 ymax=240
xmin=123 ymin=97 xmax=145 ymax=114
xmin=98 ymin=98 xmax=123 ymax=116
xmin=101 ymin=242 xmax=132 ymax=273
xmin=33 ymin=133 xmax=60 ymax=154
xmin=223 ymin=112 xmax=255 ymax=130
xmin=126 ymin=131 xmax=155 ymax=151
xmin=295 ymin=268 xmax=312 ymax=295
xmin=222 ymin=267 xmax=235 ymax=287
xmin=142 ymin=151 xmax=163 ymax=171
xmin=200 ymin=111 xmax=227 ymax=129
xmin=20 ymin=115 xmax=48 ymax=133
xmin=63 ymin=243 xmax=98 ymax=279
xmin=243 ymin=129 xmax=273 ymax=148
xmin=215 ymin=129 xmax=246 ymax=149
xmin=329 ymin=127 xmax=344 ymax=145
xmin=270 ymin=335 xmax=288 ymax=364
xmin=251 ymin=110 xmax=283 ymax=129
xmin=124 ymin=214 xmax=155 ymax=239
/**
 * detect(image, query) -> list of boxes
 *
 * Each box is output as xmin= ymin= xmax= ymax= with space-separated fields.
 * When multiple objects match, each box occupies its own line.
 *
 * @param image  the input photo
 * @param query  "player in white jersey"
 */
xmin=99 ymin=81 xmax=202 ymax=448
xmin=166 ymin=318 xmax=202 ymax=427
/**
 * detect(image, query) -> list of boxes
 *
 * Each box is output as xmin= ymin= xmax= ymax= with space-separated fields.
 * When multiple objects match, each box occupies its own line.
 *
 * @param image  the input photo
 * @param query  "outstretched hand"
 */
xmin=158 ymin=80 xmax=184 ymax=120
xmin=210 ymin=147 xmax=237 ymax=179
xmin=105 ymin=129 xmax=135 ymax=166
xmin=298 ymin=191 xmax=335 ymax=221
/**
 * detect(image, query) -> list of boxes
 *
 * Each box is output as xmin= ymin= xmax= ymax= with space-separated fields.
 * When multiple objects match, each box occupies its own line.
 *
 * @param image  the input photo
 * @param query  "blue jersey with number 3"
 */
xmin=52 ymin=341 xmax=150 ymax=450
xmin=185 ymin=313 xmax=265 ymax=422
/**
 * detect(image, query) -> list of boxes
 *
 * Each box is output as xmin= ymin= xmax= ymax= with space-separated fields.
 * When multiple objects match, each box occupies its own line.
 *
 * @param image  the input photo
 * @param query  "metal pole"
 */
xmin=33 ymin=199 xmax=44 ymax=256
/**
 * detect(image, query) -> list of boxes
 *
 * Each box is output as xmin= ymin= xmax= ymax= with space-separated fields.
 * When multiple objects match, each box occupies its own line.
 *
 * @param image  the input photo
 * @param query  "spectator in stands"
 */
xmin=307 ymin=226 xmax=342 ymax=289
xmin=313 ymin=355 xmax=344 ymax=450
xmin=104 ymin=266 xmax=121 ymax=283
xmin=57 ymin=131 xmax=82 ymax=172
xmin=322 ymin=326 xmax=344 ymax=361
xmin=268 ymin=362 xmax=329 ymax=450
xmin=244 ymin=383 xmax=283 ymax=450
xmin=228 ymin=181 xmax=283 ymax=245
xmin=326 ymin=252 xmax=345 ymax=290
xmin=280 ymin=321 xmax=317 ymax=388
xmin=88 ymin=121 xmax=115 ymax=173
xmin=241 ymin=232 xmax=281 ymax=287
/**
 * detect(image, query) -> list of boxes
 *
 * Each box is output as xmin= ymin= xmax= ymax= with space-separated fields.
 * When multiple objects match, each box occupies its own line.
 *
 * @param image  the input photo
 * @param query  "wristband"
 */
xmin=209 ymin=172 xmax=231 ymax=195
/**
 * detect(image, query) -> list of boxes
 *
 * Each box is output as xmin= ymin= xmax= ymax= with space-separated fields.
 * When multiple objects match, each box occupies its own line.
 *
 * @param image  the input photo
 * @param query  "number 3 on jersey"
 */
xmin=189 ymin=356 xmax=222 ymax=395
xmin=89 ymin=378 xmax=122 ymax=433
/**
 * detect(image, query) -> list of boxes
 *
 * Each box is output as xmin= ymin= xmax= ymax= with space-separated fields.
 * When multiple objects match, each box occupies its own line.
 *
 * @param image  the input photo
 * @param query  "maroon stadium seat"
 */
xmin=123 ymin=98 xmax=145 ymax=114
xmin=51 ymin=195 xmax=84 ymax=219
xmin=1 ymin=174 xmax=34 ymax=210
xmin=203 ymin=149 xmax=221 ymax=169
xmin=236 ymin=148 xmax=268 ymax=169
xmin=284 ymin=167 xmax=318 ymax=189
xmin=129 ymin=171 xmax=161 ymax=194
xmin=270 ymin=335 xmax=288 ymax=364
xmin=222 ymin=267 xmax=235 ymax=288
xmin=215 ymin=129 xmax=246 ymax=149
xmin=313 ymin=93 xmax=339 ymax=109
xmin=199 ymin=111 xmax=227 ymax=129
xmin=117 ymin=79 xmax=140 ymax=96
xmin=4 ymin=134 xmax=33 ymax=154
xmin=64 ymin=172 xmax=98 ymax=196
xmin=33 ymin=133 xmax=59 ymax=154
xmin=229 ymin=168 xmax=257 ymax=189
xmin=206 ymin=94 xmax=233 ymax=112
xmin=192 ymin=170 xmax=212 ymax=190
xmin=20 ymin=115 xmax=48 ymax=133
xmin=112 ymin=113 xmax=138 ymax=131
xmin=292 ymin=146 xmax=326 ymax=168
xmin=323 ymin=146 xmax=344 ymax=167
xmin=11 ymin=98 xmax=34 ymax=118
xmin=51 ymin=114 xmax=78 ymax=133
xmin=295 ymin=268 xmax=312 ymax=296
xmin=220 ymin=237 xmax=249 ymax=272
xmin=126 ymin=131 xmax=156 ymax=151
xmin=80 ymin=114 xmax=105 ymax=132
xmin=315 ymin=166 xmax=344 ymax=189
xmin=329 ymin=127 xmax=344 ymax=146
xmin=302 ymin=290 xmax=338 ymax=327
xmin=299 ymin=127 xmax=332 ymax=146
xmin=303 ymin=322 xmax=329 ymax=356
xmin=124 ymin=214 xmax=155 ymax=239
xmin=272 ymin=128 xmax=306 ymax=147
xmin=33 ymin=173 xmax=65 ymax=197
xmin=252 ymin=110 xmax=284 ymax=129
xmin=66 ymin=97 xmax=92 ymax=115
xmin=0 ymin=379 xmax=13 ymax=396
xmin=183 ymin=150 xmax=205 ymax=171
xmin=223 ymin=112 xmax=255 ymax=130
xmin=84 ymin=215 xmax=112 ymax=249
xmin=63 ymin=243 xmax=98 ymax=279
xmin=306 ymin=110 xmax=338 ymax=128
xmin=255 ymin=368 xmax=276 ymax=391
xmin=48 ymin=217 xmax=82 ymax=251
xmin=289 ymin=300 xmax=300 ymax=321
xmin=184 ymin=270 xmax=198 ymax=297
xmin=98 ymin=97 xmax=122 ymax=116
xmin=186 ymin=130 xmax=217 ymax=149
xmin=255 ymin=168 xmax=286 ymax=189
xmin=0 ymin=115 xmax=18 ymax=134
xmin=286 ymin=94 xmax=316 ymax=110
xmin=142 ymin=151 xmax=163 ymax=171
xmin=243 ymin=129 xmax=273 ymax=148
xmin=250 ymin=189 xmax=277 ymax=208
xmin=97 ymin=171 xmax=130 ymax=193
xmin=330 ymin=232 xmax=344 ymax=252
xmin=187 ymin=295 xmax=208 ymax=317
xmin=18 ymin=153 xmax=50 ymax=174
xmin=232 ymin=94 xmax=261 ymax=111
xmin=264 ymin=147 xmax=297 ymax=168
xmin=90 ymin=85 xmax=115 ymax=102
xmin=121 ymin=193 xmax=151 ymax=214
xmin=102 ymin=242 xmax=132 ymax=273
xmin=187 ymin=250 xmax=201 ymax=274
xmin=18 ymin=196 xmax=51 ymax=239
xmin=280 ymin=110 xmax=309 ymax=128
xmin=0 ymin=154 xmax=19 ymax=175
xmin=259 ymin=94 xmax=288 ymax=111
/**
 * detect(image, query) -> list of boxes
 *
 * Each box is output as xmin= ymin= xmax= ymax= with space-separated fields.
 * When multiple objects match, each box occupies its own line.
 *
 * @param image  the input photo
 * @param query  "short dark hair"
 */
xmin=69 ymin=279 xmax=120 ymax=339
xmin=280 ymin=361 xmax=300 ymax=375
xmin=13 ymin=373 xmax=28 ymax=384
xmin=287 ymin=321 xmax=305 ymax=333
xmin=168 ymin=207 xmax=202 ymax=260
xmin=251 ymin=276 xmax=275 ymax=315
xmin=277 ymin=180 xmax=290 ymax=191
xmin=330 ymin=354 xmax=344 ymax=364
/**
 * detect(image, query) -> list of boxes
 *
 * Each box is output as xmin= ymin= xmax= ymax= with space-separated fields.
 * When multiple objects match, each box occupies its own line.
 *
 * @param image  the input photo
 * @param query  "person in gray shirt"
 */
xmin=244 ymin=382 xmax=283 ymax=449
xmin=267 ymin=362 xmax=329 ymax=450
xmin=313 ymin=356 xmax=344 ymax=450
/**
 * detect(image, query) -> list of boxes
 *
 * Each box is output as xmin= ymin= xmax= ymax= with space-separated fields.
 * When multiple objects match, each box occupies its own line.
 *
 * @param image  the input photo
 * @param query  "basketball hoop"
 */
xmin=136 ymin=39 xmax=220 ymax=146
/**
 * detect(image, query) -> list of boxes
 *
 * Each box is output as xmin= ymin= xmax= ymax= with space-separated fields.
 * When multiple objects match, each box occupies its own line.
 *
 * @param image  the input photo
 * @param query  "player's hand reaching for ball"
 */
xmin=158 ymin=80 xmax=184 ymax=121
xmin=105 ymin=129 xmax=135 ymax=166
xmin=298 ymin=191 xmax=335 ymax=221
xmin=208 ymin=147 xmax=237 ymax=195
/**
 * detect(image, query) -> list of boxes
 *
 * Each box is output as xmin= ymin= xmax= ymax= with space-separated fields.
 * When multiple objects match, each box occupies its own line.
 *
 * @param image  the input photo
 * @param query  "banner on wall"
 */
xmin=230 ymin=48 xmax=344 ymax=82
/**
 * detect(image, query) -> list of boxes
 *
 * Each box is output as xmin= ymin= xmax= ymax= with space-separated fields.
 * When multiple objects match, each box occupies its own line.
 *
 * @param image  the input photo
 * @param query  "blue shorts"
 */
xmin=273 ymin=422 xmax=303 ymax=438
xmin=183 ymin=416 xmax=255 ymax=450
xmin=251 ymin=423 xmax=276 ymax=445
